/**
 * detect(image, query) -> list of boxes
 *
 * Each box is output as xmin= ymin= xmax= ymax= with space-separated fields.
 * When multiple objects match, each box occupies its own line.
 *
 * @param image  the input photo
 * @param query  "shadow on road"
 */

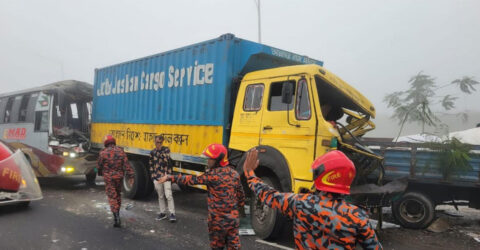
xmin=38 ymin=176 xmax=104 ymax=191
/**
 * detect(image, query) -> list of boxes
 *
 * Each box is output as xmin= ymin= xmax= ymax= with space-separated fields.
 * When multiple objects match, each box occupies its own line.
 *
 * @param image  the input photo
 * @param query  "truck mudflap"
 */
xmin=350 ymin=178 xmax=408 ymax=208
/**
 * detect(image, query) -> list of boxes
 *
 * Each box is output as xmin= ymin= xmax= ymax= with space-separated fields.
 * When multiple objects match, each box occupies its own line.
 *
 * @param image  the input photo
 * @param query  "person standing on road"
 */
xmin=158 ymin=143 xmax=245 ymax=250
xmin=243 ymin=149 xmax=382 ymax=250
xmin=97 ymin=134 xmax=134 ymax=228
xmin=149 ymin=135 xmax=176 ymax=222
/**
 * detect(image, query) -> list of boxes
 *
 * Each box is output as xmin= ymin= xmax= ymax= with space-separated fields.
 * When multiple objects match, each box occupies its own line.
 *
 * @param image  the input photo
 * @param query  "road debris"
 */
xmin=369 ymin=219 xmax=400 ymax=229
xmin=461 ymin=230 xmax=480 ymax=243
xmin=427 ymin=217 xmax=450 ymax=233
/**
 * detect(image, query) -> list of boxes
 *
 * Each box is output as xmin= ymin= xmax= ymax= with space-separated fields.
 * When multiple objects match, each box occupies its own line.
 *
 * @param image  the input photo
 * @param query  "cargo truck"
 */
xmin=91 ymin=34 xmax=388 ymax=239
xmin=363 ymin=138 xmax=480 ymax=229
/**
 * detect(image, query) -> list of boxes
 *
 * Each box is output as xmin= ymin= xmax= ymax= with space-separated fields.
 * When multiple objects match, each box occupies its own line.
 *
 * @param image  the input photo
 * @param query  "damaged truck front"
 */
xmin=0 ymin=80 xmax=97 ymax=183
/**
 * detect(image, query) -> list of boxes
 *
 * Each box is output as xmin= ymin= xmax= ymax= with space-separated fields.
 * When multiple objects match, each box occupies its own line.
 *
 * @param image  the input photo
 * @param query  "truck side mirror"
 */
xmin=281 ymin=82 xmax=293 ymax=104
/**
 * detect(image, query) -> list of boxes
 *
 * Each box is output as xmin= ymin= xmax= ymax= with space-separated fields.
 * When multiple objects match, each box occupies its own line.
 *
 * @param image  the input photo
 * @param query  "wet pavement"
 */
xmin=0 ymin=176 xmax=284 ymax=250
xmin=1 ymin=176 xmax=480 ymax=250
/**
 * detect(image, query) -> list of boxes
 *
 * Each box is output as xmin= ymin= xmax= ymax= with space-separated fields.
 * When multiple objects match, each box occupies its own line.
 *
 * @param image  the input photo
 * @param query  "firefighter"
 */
xmin=97 ymin=134 xmax=134 ymax=228
xmin=243 ymin=149 xmax=382 ymax=250
xmin=158 ymin=143 xmax=245 ymax=250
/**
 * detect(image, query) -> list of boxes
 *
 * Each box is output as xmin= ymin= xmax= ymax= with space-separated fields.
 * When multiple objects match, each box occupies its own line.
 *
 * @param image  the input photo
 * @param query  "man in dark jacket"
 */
xmin=97 ymin=134 xmax=134 ymax=228
xmin=158 ymin=143 xmax=245 ymax=250
xmin=244 ymin=149 xmax=382 ymax=250
xmin=149 ymin=135 xmax=176 ymax=222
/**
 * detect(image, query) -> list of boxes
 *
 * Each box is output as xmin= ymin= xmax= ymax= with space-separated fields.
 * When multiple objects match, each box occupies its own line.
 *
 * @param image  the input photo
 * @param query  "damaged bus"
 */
xmin=0 ymin=80 xmax=96 ymax=183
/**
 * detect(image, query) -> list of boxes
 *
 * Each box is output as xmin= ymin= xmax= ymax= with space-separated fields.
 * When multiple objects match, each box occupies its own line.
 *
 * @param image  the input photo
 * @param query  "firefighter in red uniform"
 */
xmin=97 ymin=134 xmax=134 ymax=228
xmin=158 ymin=143 xmax=245 ymax=250
xmin=244 ymin=149 xmax=382 ymax=250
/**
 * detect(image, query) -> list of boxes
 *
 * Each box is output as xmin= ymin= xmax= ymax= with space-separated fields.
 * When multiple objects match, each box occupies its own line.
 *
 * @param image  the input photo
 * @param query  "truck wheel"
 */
xmin=251 ymin=176 xmax=286 ymax=240
xmin=123 ymin=160 xmax=148 ymax=199
xmin=86 ymin=172 xmax=96 ymax=186
xmin=392 ymin=192 xmax=435 ymax=229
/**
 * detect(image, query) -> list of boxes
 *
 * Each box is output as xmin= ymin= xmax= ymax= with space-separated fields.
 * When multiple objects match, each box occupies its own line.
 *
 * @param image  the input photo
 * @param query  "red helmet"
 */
xmin=202 ymin=143 xmax=229 ymax=167
xmin=311 ymin=150 xmax=356 ymax=194
xmin=103 ymin=134 xmax=116 ymax=147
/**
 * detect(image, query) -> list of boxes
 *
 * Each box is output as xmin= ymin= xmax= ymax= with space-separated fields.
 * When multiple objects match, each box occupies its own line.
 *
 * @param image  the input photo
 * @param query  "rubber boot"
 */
xmin=113 ymin=212 xmax=121 ymax=228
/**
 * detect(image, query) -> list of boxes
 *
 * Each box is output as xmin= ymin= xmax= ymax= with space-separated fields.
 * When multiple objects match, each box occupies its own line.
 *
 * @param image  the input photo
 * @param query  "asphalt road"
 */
xmin=0 ymin=176 xmax=289 ymax=250
xmin=2 ymin=176 xmax=480 ymax=250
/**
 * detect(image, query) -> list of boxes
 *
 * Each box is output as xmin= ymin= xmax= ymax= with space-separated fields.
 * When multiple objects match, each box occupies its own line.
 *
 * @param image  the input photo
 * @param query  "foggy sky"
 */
xmin=1 ymin=0 xmax=479 ymax=115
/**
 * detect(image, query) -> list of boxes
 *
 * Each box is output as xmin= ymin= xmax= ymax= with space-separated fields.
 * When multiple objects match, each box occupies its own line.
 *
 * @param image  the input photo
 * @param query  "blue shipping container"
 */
xmin=92 ymin=34 xmax=322 ymax=132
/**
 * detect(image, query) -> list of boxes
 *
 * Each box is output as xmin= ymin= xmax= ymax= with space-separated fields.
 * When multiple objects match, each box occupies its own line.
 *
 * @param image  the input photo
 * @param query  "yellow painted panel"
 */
xmin=293 ymin=179 xmax=314 ymax=193
xmin=229 ymin=80 xmax=264 ymax=152
xmin=259 ymin=75 xmax=317 ymax=182
xmin=91 ymin=123 xmax=223 ymax=156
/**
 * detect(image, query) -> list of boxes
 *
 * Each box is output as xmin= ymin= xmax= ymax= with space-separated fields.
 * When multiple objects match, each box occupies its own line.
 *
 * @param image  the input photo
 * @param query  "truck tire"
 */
xmin=123 ymin=160 xmax=148 ymax=199
xmin=392 ymin=191 xmax=435 ymax=229
xmin=251 ymin=176 xmax=286 ymax=240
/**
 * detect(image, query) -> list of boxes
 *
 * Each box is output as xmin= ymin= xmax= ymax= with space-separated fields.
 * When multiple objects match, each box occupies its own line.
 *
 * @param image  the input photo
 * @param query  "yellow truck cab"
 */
xmin=231 ymin=64 xmax=376 ymax=190
xmin=229 ymin=64 xmax=382 ymax=238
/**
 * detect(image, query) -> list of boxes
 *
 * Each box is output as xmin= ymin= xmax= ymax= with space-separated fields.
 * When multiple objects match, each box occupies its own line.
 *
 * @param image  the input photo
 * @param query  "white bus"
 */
xmin=0 ymin=80 xmax=96 ymax=183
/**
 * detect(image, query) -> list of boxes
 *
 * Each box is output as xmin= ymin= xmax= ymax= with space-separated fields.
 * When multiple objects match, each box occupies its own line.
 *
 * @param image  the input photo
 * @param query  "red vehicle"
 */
xmin=0 ymin=141 xmax=42 ymax=206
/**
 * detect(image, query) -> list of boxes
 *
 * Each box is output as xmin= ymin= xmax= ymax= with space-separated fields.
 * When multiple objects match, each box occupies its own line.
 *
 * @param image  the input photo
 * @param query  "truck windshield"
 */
xmin=315 ymin=75 xmax=346 ymax=122
xmin=315 ymin=74 xmax=375 ymax=138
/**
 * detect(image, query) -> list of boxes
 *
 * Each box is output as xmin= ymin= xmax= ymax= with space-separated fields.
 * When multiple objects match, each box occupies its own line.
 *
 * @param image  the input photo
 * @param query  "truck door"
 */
xmin=260 ymin=76 xmax=317 ymax=182
xmin=229 ymin=81 xmax=265 ymax=151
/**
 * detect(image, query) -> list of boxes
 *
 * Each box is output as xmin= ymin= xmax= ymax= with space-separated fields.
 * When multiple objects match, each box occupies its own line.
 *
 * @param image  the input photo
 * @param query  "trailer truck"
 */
xmin=363 ymin=138 xmax=480 ymax=229
xmin=90 ymin=34 xmax=386 ymax=239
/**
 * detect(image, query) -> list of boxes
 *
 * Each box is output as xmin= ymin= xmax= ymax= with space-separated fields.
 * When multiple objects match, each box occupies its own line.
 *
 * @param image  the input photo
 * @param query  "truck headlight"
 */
xmin=69 ymin=152 xmax=77 ymax=158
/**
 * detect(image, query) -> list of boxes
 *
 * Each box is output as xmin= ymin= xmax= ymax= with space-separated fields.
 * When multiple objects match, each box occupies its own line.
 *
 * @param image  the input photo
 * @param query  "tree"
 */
xmin=384 ymin=72 xmax=478 ymax=137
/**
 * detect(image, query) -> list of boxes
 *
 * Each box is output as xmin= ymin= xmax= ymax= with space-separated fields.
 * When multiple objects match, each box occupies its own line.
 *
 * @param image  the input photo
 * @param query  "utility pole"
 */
xmin=254 ymin=0 xmax=261 ymax=43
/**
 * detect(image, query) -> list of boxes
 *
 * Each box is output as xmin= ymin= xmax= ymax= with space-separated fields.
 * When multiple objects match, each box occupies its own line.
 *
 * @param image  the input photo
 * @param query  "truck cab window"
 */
xmin=269 ymin=81 xmax=295 ymax=111
xmin=18 ymin=94 xmax=31 ymax=122
xmin=296 ymin=79 xmax=311 ymax=120
xmin=243 ymin=84 xmax=264 ymax=111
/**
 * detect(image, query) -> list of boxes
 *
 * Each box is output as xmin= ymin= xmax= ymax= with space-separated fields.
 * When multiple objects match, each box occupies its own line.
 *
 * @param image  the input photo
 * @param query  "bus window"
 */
xmin=3 ymin=97 xmax=14 ymax=123
xmin=18 ymin=94 xmax=31 ymax=122
xmin=34 ymin=111 xmax=49 ymax=132
xmin=86 ymin=102 xmax=92 ymax=124
xmin=25 ymin=93 xmax=39 ymax=123
xmin=70 ymin=103 xmax=79 ymax=119
xmin=78 ymin=102 xmax=91 ymax=133
xmin=0 ymin=98 xmax=6 ymax=123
